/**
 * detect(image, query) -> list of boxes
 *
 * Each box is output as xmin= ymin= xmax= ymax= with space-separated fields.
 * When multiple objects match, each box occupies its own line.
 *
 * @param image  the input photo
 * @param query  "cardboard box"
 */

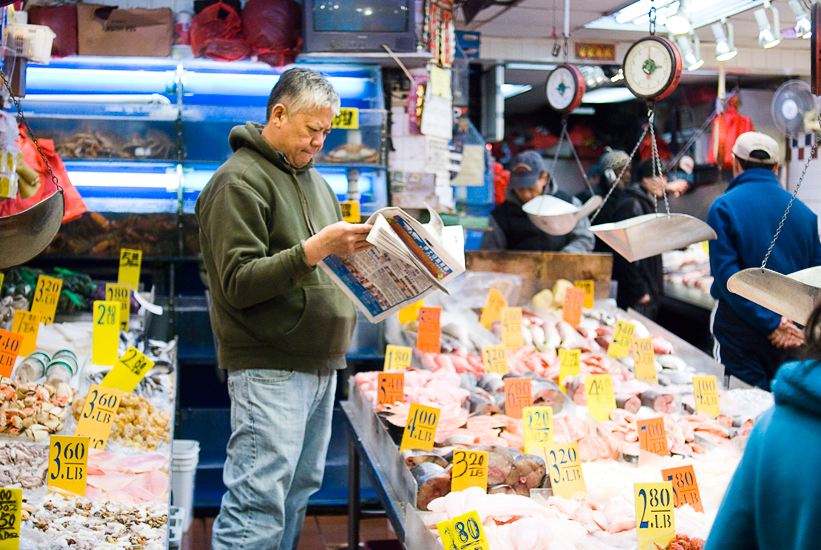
xmin=77 ymin=4 xmax=172 ymax=57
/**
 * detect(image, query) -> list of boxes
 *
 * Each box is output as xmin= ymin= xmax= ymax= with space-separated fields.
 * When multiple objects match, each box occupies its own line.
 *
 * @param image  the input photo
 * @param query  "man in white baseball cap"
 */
xmin=708 ymin=131 xmax=821 ymax=389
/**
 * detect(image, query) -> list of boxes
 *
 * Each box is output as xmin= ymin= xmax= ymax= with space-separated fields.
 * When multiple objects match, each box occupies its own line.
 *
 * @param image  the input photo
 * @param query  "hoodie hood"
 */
xmin=772 ymin=359 xmax=821 ymax=417
xmin=228 ymin=122 xmax=315 ymax=174
xmin=503 ymin=176 xmax=558 ymax=206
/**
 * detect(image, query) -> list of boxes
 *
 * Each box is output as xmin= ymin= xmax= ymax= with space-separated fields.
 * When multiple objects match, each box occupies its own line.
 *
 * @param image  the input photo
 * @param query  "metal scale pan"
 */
xmin=523 ymin=195 xmax=602 ymax=236
xmin=727 ymin=266 xmax=821 ymax=326
xmin=0 ymin=189 xmax=64 ymax=270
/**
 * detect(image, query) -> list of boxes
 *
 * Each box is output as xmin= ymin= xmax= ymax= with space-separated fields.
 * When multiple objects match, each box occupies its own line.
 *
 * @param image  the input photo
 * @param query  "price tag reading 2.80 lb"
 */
xmin=693 ymin=376 xmax=720 ymax=418
xmin=481 ymin=345 xmax=508 ymax=375
xmin=635 ymin=482 xmax=675 ymax=550
xmin=75 ymin=385 xmax=123 ymax=450
xmin=504 ymin=378 xmax=532 ymax=420
xmin=585 ymin=374 xmax=616 ymax=422
xmin=30 ymin=275 xmax=62 ymax=325
xmin=417 ymin=307 xmax=442 ymax=354
xmin=92 ymin=301 xmax=120 ymax=367
xmin=523 ymin=406 xmax=553 ymax=454
xmin=376 ymin=372 xmax=404 ymax=413
xmin=105 ymin=283 xmax=131 ymax=331
xmin=661 ymin=465 xmax=704 ymax=513
xmin=400 ymin=403 xmax=440 ymax=452
xmin=543 ymin=442 xmax=586 ymax=499
xmin=451 ymin=449 xmax=488 ymax=492
xmin=637 ymin=417 xmax=669 ymax=456
xmin=501 ymin=307 xmax=525 ymax=351
xmin=437 ymin=510 xmax=490 ymax=550
xmin=48 ymin=435 xmax=89 ymax=497
xmin=100 ymin=347 xmax=155 ymax=393
xmin=384 ymin=344 xmax=412 ymax=371
xmin=0 ymin=488 xmax=22 ymax=549
xmin=608 ymin=320 xmax=635 ymax=358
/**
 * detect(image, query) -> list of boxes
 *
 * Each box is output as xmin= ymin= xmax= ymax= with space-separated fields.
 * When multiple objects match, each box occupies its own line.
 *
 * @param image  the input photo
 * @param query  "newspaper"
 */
xmin=319 ymin=205 xmax=465 ymax=323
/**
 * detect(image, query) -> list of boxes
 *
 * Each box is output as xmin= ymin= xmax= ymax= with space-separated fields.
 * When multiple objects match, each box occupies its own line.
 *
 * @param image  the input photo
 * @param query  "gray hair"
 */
xmin=266 ymin=68 xmax=341 ymax=121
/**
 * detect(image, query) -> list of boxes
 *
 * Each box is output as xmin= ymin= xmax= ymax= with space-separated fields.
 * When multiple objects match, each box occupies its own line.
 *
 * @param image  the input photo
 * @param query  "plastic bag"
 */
xmin=190 ymin=2 xmax=250 ymax=62
xmin=708 ymin=97 xmax=754 ymax=169
xmin=241 ymin=0 xmax=302 ymax=67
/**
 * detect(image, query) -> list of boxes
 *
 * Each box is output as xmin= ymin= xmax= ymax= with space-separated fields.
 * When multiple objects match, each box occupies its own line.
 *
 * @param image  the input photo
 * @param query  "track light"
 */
xmin=610 ymin=68 xmax=624 ymax=82
xmin=579 ymin=66 xmax=607 ymax=90
xmin=676 ymin=33 xmax=704 ymax=71
xmin=789 ymin=0 xmax=812 ymax=39
xmin=665 ymin=0 xmax=692 ymax=35
xmin=712 ymin=20 xmax=737 ymax=61
xmin=755 ymin=1 xmax=781 ymax=49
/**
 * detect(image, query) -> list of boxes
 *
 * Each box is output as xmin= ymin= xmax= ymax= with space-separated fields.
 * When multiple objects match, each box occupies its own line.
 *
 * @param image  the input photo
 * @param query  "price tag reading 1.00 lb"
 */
xmin=376 ymin=372 xmax=404 ymax=413
xmin=451 ymin=449 xmax=488 ymax=492
xmin=92 ymin=301 xmax=120 ymax=367
xmin=632 ymin=337 xmax=657 ymax=383
xmin=0 ymin=488 xmax=22 ymax=549
xmin=48 ymin=435 xmax=89 ymax=497
xmin=479 ymin=288 xmax=506 ymax=329
xmin=637 ymin=417 xmax=669 ymax=456
xmin=585 ymin=374 xmax=616 ymax=422
xmin=75 ymin=385 xmax=123 ymax=450
xmin=501 ymin=307 xmax=524 ymax=351
xmin=0 ymin=330 xmax=23 ymax=379
xmin=417 ymin=307 xmax=442 ymax=354
xmin=693 ymin=376 xmax=720 ymax=418
xmin=481 ymin=345 xmax=508 ymax=375
xmin=437 ymin=510 xmax=490 ymax=550
xmin=523 ymin=406 xmax=553 ymax=454
xmin=635 ymin=482 xmax=675 ymax=550
xmin=608 ymin=320 xmax=635 ymax=358
xmin=11 ymin=310 xmax=39 ymax=357
xmin=542 ymin=441 xmax=586 ymax=499
xmin=504 ymin=378 xmax=532 ymax=420
xmin=30 ymin=275 xmax=62 ymax=325
xmin=400 ymin=403 xmax=440 ymax=452
xmin=105 ymin=283 xmax=131 ymax=331
xmin=661 ymin=465 xmax=704 ymax=513
xmin=384 ymin=344 xmax=412 ymax=371
xmin=558 ymin=349 xmax=581 ymax=393
xmin=100 ymin=347 xmax=155 ymax=393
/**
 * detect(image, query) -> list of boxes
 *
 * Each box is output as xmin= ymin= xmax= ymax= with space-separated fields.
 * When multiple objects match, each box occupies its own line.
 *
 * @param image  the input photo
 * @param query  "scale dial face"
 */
xmin=545 ymin=64 xmax=585 ymax=113
xmin=623 ymin=36 xmax=682 ymax=100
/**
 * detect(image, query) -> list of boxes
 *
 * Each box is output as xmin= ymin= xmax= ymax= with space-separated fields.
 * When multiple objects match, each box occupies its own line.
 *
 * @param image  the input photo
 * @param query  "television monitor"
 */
xmin=302 ymin=0 xmax=418 ymax=53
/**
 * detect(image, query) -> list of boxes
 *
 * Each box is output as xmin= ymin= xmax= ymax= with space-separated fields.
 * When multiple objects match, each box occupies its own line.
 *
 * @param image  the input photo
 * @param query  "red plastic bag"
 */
xmin=241 ymin=0 xmax=302 ymax=67
xmin=0 ymin=128 xmax=86 ymax=223
xmin=493 ymin=162 xmax=509 ymax=205
xmin=190 ymin=2 xmax=250 ymax=62
xmin=708 ymin=98 xmax=754 ymax=169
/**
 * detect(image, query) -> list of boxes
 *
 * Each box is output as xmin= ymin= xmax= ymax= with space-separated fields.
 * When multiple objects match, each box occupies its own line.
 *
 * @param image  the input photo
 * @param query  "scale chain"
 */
xmin=590 ymin=121 xmax=650 ymax=223
xmin=648 ymin=109 xmax=671 ymax=216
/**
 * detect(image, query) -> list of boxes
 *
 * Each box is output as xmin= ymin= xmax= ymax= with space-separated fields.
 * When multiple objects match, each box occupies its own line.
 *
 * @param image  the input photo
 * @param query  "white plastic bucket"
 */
xmin=171 ymin=440 xmax=200 ymax=531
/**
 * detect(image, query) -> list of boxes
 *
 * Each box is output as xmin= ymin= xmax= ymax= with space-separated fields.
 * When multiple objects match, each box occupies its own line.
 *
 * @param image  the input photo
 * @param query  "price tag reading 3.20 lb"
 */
xmin=608 ymin=320 xmax=635 ymax=358
xmin=523 ymin=406 xmax=553 ymax=454
xmin=542 ymin=441 xmax=586 ymax=499
xmin=481 ymin=345 xmax=508 ymax=375
xmin=504 ymin=378 xmax=532 ymax=420
xmin=384 ymin=344 xmax=412 ymax=371
xmin=30 ymin=275 xmax=62 ymax=325
xmin=376 ymin=372 xmax=404 ymax=413
xmin=100 ymin=347 xmax=155 ymax=393
xmin=451 ymin=449 xmax=488 ymax=492
xmin=48 ymin=435 xmax=89 ymax=497
xmin=585 ymin=374 xmax=616 ymax=422
xmin=437 ymin=510 xmax=490 ymax=550
xmin=661 ymin=465 xmax=704 ymax=513
xmin=693 ymin=376 xmax=720 ymax=418
xmin=75 ymin=385 xmax=123 ymax=450
xmin=635 ymin=482 xmax=675 ymax=550
xmin=400 ymin=403 xmax=440 ymax=452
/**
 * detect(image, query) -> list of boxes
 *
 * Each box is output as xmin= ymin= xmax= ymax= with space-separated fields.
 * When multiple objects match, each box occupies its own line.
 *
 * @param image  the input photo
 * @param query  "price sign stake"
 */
xmin=632 ymin=337 xmax=657 ymax=383
xmin=92 ymin=301 xmax=120 ymax=367
xmin=608 ymin=320 xmax=635 ymax=358
xmin=74 ymin=385 xmax=123 ymax=450
xmin=118 ymin=248 xmax=142 ymax=290
xmin=417 ymin=306 xmax=442 ymax=354
xmin=11 ymin=310 xmax=39 ymax=357
xmin=384 ymin=345 xmax=412 ymax=371
xmin=340 ymin=201 xmax=360 ymax=223
xmin=585 ymin=374 xmax=616 ymax=421
xmin=635 ymin=482 xmax=676 ymax=550
xmin=637 ymin=417 xmax=669 ymax=456
xmin=30 ymin=275 xmax=62 ymax=325
xmin=451 ymin=449 xmax=488 ymax=492
xmin=48 ymin=435 xmax=89 ymax=497
xmin=523 ymin=406 xmax=553 ymax=454
xmin=562 ymin=287 xmax=585 ymax=328
xmin=0 ymin=330 xmax=22 ymax=379
xmin=558 ymin=349 xmax=581 ymax=393
xmin=105 ymin=283 xmax=131 ymax=331
xmin=437 ymin=511 xmax=490 ymax=550
xmin=541 ymin=441 xmax=587 ymax=499
xmin=575 ymin=280 xmax=595 ymax=309
xmin=501 ymin=307 xmax=525 ymax=351
xmin=661 ymin=465 xmax=704 ymax=513
xmin=479 ymin=289 xmax=507 ymax=329
xmin=0 ymin=488 xmax=22 ymax=549
xmin=693 ymin=376 xmax=720 ymax=418
xmin=398 ymin=300 xmax=423 ymax=326
xmin=377 ymin=372 xmax=404 ymax=412
xmin=400 ymin=403 xmax=440 ymax=452
xmin=504 ymin=378 xmax=532 ymax=420
xmin=101 ymin=346 xmax=155 ymax=393
xmin=481 ymin=345 xmax=508 ymax=375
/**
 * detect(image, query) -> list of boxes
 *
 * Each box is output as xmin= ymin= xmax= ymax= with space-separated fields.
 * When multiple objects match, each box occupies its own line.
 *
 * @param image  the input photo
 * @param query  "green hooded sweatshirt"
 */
xmin=195 ymin=122 xmax=357 ymax=372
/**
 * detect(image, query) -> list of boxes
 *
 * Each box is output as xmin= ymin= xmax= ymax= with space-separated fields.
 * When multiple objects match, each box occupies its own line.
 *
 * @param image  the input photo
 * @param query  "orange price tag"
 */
xmin=377 ymin=372 xmax=404 ymax=412
xmin=637 ymin=417 xmax=669 ymax=456
xmin=479 ymin=288 xmax=507 ymax=328
xmin=0 ymin=330 xmax=23 ymax=378
xmin=501 ymin=307 xmax=525 ymax=351
xmin=562 ymin=287 xmax=585 ymax=328
xmin=661 ymin=465 xmax=704 ymax=513
xmin=504 ymin=378 xmax=532 ymax=420
xmin=11 ymin=310 xmax=40 ymax=357
xmin=416 ymin=306 xmax=441 ymax=354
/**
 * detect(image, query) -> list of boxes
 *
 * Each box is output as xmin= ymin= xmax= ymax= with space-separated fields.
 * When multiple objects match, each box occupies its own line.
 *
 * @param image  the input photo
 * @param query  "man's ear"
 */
xmin=269 ymin=104 xmax=287 ymax=126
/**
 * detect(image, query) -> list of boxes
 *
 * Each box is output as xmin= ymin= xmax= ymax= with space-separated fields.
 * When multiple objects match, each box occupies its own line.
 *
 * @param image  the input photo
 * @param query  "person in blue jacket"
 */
xmin=704 ymin=303 xmax=821 ymax=550
xmin=708 ymin=131 xmax=821 ymax=389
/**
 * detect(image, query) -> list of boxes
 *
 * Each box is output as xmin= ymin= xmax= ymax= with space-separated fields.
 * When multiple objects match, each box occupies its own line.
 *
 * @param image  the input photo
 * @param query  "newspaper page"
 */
xmin=319 ymin=206 xmax=465 ymax=323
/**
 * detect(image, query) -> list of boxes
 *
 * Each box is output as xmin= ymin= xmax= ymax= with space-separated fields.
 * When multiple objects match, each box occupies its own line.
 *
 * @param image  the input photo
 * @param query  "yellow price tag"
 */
xmin=11 ymin=310 xmax=39 ymax=357
xmin=693 ymin=375 xmax=720 ymax=418
xmin=340 ymin=201 xmax=360 ymax=223
xmin=585 ymin=374 xmax=616 ymax=421
xmin=523 ymin=406 xmax=553 ymax=454
xmin=504 ymin=378 xmax=532 ymax=420
xmin=384 ymin=345 xmax=412 ymax=371
xmin=0 ymin=330 xmax=22 ymax=379
xmin=398 ymin=300 xmax=423 ymax=326
xmin=400 ymin=403 xmax=440 ymax=452
xmin=74 ymin=385 xmax=122 ymax=450
xmin=480 ymin=345 xmax=508 ymax=375
xmin=501 ymin=307 xmax=524 ymax=351
xmin=92 ymin=301 xmax=119 ymax=367
xmin=574 ymin=280 xmax=595 ymax=309
xmin=661 ymin=465 xmax=704 ymax=513
xmin=331 ymin=107 xmax=359 ymax=130
xmin=632 ymin=337 xmax=657 ymax=383
xmin=47 ymin=435 xmax=88 ymax=497
xmin=30 ymin=275 xmax=62 ymax=325
xmin=118 ymin=248 xmax=142 ymax=290
xmin=0 ymin=273 xmax=4 ymax=293
xmin=105 ymin=284 xmax=131 ymax=332
xmin=100 ymin=346 xmax=155 ymax=393
xmin=608 ymin=320 xmax=635 ymax=358
xmin=637 ymin=417 xmax=669 ymax=456
xmin=437 ymin=511 xmax=490 ymax=550
xmin=0 ymin=487 xmax=22 ymax=549
xmin=451 ymin=449 xmax=488 ymax=492
xmin=635 ymin=482 xmax=676 ymax=550
xmin=541 ymin=442 xmax=587 ymax=499
xmin=558 ymin=349 xmax=581 ymax=393
xmin=479 ymin=288 xmax=506 ymax=329
xmin=701 ymin=241 xmax=710 ymax=255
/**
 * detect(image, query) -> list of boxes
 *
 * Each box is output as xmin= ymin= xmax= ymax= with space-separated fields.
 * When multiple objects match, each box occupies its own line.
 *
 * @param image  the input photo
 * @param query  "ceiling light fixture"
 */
xmin=665 ymin=0 xmax=692 ymax=34
xmin=611 ymin=68 xmax=625 ymax=82
xmin=788 ymin=0 xmax=812 ymax=39
xmin=712 ymin=19 xmax=738 ymax=61
xmin=676 ymin=33 xmax=704 ymax=71
xmin=755 ymin=1 xmax=781 ymax=49
xmin=579 ymin=66 xmax=607 ymax=90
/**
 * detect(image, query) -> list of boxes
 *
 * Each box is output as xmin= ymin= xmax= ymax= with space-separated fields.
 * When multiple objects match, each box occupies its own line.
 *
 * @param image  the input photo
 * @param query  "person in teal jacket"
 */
xmin=705 ymin=303 xmax=821 ymax=550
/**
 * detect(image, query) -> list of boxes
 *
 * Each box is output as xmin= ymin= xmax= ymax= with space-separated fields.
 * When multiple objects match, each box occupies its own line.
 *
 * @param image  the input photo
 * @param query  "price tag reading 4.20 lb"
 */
xmin=118 ymin=248 xmax=142 ymax=290
xmin=400 ymin=403 xmax=440 ymax=452
xmin=92 ymin=301 xmax=120 ymax=367
xmin=451 ymin=449 xmax=488 ymax=492
xmin=585 ymin=374 xmax=616 ymax=422
xmin=504 ymin=378 xmax=532 ymax=420
xmin=0 ymin=488 xmax=22 ymax=549
xmin=48 ymin=435 xmax=88 ymax=497
xmin=384 ymin=345 xmax=412 ymax=371
xmin=30 ymin=275 xmax=62 ymax=325
xmin=501 ymin=307 xmax=525 ymax=351
xmin=637 ymin=417 xmax=669 ymax=456
xmin=417 ymin=307 xmax=442 ymax=354
xmin=542 ymin=442 xmax=586 ymax=499
xmin=105 ymin=283 xmax=131 ymax=331
xmin=0 ymin=330 xmax=22 ymax=379
xmin=558 ymin=349 xmax=581 ymax=393
xmin=661 ymin=465 xmax=704 ymax=513
xmin=481 ymin=345 xmax=508 ymax=375
xmin=523 ymin=406 xmax=553 ymax=454
xmin=608 ymin=320 xmax=635 ymax=358
xmin=376 ymin=372 xmax=404 ymax=413
xmin=693 ymin=376 xmax=720 ymax=418
xmin=437 ymin=510 xmax=490 ymax=550
xmin=632 ymin=338 xmax=657 ymax=383
xmin=101 ymin=347 xmax=155 ymax=393
xmin=635 ymin=482 xmax=675 ymax=550
xmin=75 ymin=385 xmax=123 ymax=450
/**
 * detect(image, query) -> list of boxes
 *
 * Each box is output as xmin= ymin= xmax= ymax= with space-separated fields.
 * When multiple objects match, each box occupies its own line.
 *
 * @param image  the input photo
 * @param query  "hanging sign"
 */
xmin=74 ymin=385 xmax=122 ymax=450
xmin=504 ymin=378 xmax=532 ymax=420
xmin=105 ymin=283 xmax=131 ymax=331
xmin=635 ymin=482 xmax=676 ymax=550
xmin=574 ymin=280 xmax=595 ymax=308
xmin=542 ymin=442 xmax=586 ymax=499
xmin=30 ymin=275 xmax=62 ymax=326
xmin=693 ymin=376 xmax=720 ymax=418
xmin=661 ymin=465 xmax=704 ymax=513
xmin=585 ymin=374 xmax=616 ymax=421
xmin=562 ymin=287 xmax=585 ymax=328
xmin=479 ymin=288 xmax=506 ymax=329
xmin=100 ymin=347 xmax=155 ymax=393
xmin=117 ymin=248 xmax=142 ymax=290
xmin=574 ymin=42 xmax=617 ymax=62
xmin=376 ymin=372 xmax=404 ymax=412
xmin=523 ymin=406 xmax=553 ymax=454
xmin=451 ymin=449 xmax=488 ymax=492
xmin=501 ymin=307 xmax=525 ymax=351
xmin=608 ymin=320 xmax=635 ymax=358
xmin=481 ymin=345 xmax=508 ymax=375
xmin=92 ymin=301 xmax=120 ymax=367
xmin=632 ymin=338 xmax=657 ymax=383
xmin=400 ymin=403 xmax=440 ymax=452
xmin=0 ymin=330 xmax=22 ymax=379
xmin=637 ymin=417 xmax=669 ymax=456
xmin=47 ymin=435 xmax=89 ymax=497
xmin=384 ymin=345 xmax=412 ymax=371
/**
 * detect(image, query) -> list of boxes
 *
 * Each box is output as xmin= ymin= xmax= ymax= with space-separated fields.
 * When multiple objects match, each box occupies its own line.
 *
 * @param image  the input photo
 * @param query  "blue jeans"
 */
xmin=211 ymin=368 xmax=337 ymax=550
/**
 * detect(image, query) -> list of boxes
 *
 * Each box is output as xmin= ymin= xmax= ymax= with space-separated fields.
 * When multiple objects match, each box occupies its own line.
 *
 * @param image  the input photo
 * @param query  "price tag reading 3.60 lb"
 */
xmin=451 ymin=449 xmax=488 ymax=492
xmin=542 ymin=441 xmax=586 ymax=499
xmin=635 ymin=482 xmax=675 ymax=550
xmin=101 ymin=347 xmax=155 ymax=393
xmin=608 ymin=320 xmax=635 ymax=358
xmin=400 ymin=403 xmax=440 ymax=452
xmin=693 ymin=376 xmax=720 ymax=418
xmin=481 ymin=345 xmax=508 ymax=375
xmin=632 ymin=337 xmax=657 ymax=383
xmin=48 ymin=435 xmax=89 ymax=497
xmin=75 ymin=385 xmax=123 ymax=450
xmin=30 ymin=275 xmax=62 ymax=325
xmin=376 ymin=372 xmax=404 ymax=413
xmin=523 ymin=406 xmax=553 ymax=454
xmin=0 ymin=488 xmax=21 ymax=549
xmin=437 ymin=510 xmax=490 ymax=550
xmin=661 ymin=465 xmax=704 ymax=513
xmin=384 ymin=345 xmax=412 ymax=371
